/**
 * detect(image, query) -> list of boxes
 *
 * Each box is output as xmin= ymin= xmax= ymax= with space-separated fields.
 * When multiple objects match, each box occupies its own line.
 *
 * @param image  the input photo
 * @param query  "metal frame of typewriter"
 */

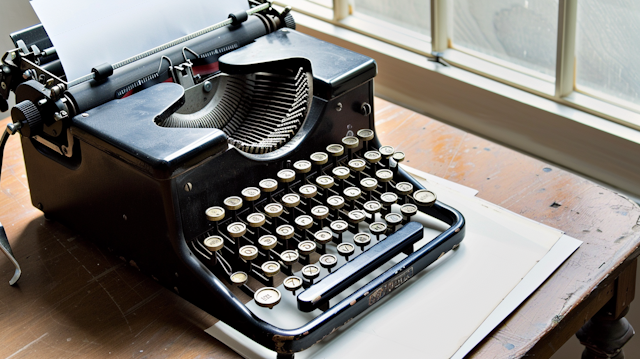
xmin=0 ymin=2 xmax=465 ymax=357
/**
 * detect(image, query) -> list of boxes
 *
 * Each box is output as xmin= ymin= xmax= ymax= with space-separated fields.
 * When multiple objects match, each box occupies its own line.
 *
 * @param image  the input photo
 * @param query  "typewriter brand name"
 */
xmin=368 ymin=267 xmax=414 ymax=306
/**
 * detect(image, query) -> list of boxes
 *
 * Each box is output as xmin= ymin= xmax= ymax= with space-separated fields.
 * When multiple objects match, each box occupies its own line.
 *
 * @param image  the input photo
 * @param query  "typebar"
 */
xmin=297 ymin=221 xmax=423 ymax=312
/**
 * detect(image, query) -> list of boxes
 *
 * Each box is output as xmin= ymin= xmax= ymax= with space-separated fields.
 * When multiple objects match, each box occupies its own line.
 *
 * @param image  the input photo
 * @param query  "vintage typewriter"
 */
xmin=0 ymin=1 xmax=465 ymax=357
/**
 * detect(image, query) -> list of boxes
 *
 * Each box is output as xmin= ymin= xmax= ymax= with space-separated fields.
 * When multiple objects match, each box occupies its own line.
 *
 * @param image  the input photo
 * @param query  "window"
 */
xmin=275 ymin=0 xmax=640 ymax=129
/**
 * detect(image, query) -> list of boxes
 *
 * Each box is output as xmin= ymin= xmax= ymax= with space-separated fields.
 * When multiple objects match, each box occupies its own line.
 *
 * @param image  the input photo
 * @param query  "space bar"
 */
xmin=297 ymin=222 xmax=423 ymax=312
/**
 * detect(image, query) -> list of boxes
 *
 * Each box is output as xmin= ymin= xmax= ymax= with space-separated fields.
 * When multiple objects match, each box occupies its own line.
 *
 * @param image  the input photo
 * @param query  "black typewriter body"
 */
xmin=1 ymin=4 xmax=465 ymax=357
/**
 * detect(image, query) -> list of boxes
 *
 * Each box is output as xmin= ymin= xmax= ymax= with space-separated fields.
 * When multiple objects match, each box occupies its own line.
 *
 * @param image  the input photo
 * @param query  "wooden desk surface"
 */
xmin=1 ymin=98 xmax=639 ymax=358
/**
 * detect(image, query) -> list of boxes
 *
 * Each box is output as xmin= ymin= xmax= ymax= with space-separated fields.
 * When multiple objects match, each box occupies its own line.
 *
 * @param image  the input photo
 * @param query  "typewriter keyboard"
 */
xmin=190 ymin=129 xmax=440 ymax=311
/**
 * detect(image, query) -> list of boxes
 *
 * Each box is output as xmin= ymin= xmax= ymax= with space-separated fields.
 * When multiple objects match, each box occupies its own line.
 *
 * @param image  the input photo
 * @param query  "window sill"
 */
xmin=291 ymin=11 xmax=640 ymax=197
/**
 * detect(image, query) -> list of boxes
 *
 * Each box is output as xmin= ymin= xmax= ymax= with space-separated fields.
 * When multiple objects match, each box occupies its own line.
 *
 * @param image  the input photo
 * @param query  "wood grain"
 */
xmin=0 ymin=96 xmax=639 ymax=359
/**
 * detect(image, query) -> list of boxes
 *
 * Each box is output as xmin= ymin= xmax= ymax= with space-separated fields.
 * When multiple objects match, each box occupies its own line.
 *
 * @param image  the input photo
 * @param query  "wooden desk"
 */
xmin=0 ymin=98 xmax=638 ymax=358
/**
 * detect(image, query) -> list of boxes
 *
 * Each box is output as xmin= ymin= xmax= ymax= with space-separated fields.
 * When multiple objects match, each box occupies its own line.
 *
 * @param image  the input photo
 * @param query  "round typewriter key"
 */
xmin=343 ymin=187 xmax=361 ymax=202
xmin=314 ymin=229 xmax=333 ymax=245
xmin=319 ymin=254 xmax=338 ymax=271
xmin=203 ymin=235 xmax=224 ymax=252
xmin=261 ymin=261 xmax=281 ymax=277
xmin=357 ymin=129 xmax=374 ymax=141
xmin=277 ymin=169 xmax=296 ymax=183
xmin=327 ymin=195 xmax=345 ymax=210
xmin=298 ymin=240 xmax=317 ymax=256
xmin=283 ymin=275 xmax=303 ymax=294
xmin=360 ymin=177 xmax=378 ymax=201
xmin=239 ymin=245 xmax=259 ymax=261
xmin=342 ymin=136 xmax=359 ymax=160
xmin=295 ymin=215 xmax=314 ymax=240
xmin=337 ymin=242 xmax=355 ymax=261
xmin=364 ymin=150 xmax=382 ymax=164
xmin=385 ymin=213 xmax=403 ymax=232
xmin=369 ymin=222 xmax=388 ymax=240
xmin=280 ymin=250 xmax=299 ymax=265
xmin=392 ymin=151 xmax=406 ymax=163
xmin=332 ymin=166 xmax=350 ymax=180
xmin=396 ymin=181 xmax=414 ymax=203
xmin=302 ymin=264 xmax=320 ymax=284
xmin=299 ymin=184 xmax=317 ymax=198
xmin=254 ymin=287 xmax=281 ymax=309
xmin=330 ymin=219 xmax=349 ymax=242
xmin=258 ymin=235 xmax=278 ymax=250
xmin=311 ymin=205 xmax=330 ymax=221
xmin=230 ymin=271 xmax=248 ymax=286
xmin=205 ymin=206 xmax=225 ymax=222
xmin=315 ymin=175 xmax=334 ymax=189
xmin=376 ymin=169 xmax=394 ymax=192
xmin=223 ymin=196 xmax=243 ymax=210
xmin=241 ymin=187 xmax=261 ymax=201
xmin=310 ymin=152 xmax=329 ymax=164
xmin=347 ymin=210 xmax=366 ymax=227
xmin=247 ymin=212 xmax=266 ymax=227
xmin=348 ymin=158 xmax=367 ymax=183
xmin=282 ymin=193 xmax=301 ymax=208
xmin=326 ymin=144 xmax=344 ymax=156
xmin=363 ymin=201 xmax=382 ymax=220
xmin=293 ymin=160 xmax=312 ymax=174
xmin=227 ymin=222 xmax=247 ymax=238
xmin=264 ymin=203 xmax=284 ymax=217
xmin=400 ymin=204 xmax=418 ymax=223
xmin=353 ymin=232 xmax=372 ymax=250
xmin=259 ymin=178 xmax=278 ymax=193
xmin=413 ymin=189 xmax=437 ymax=207
xmin=275 ymin=224 xmax=295 ymax=240
xmin=342 ymin=136 xmax=359 ymax=149
xmin=380 ymin=192 xmax=398 ymax=208
xmin=379 ymin=145 xmax=395 ymax=159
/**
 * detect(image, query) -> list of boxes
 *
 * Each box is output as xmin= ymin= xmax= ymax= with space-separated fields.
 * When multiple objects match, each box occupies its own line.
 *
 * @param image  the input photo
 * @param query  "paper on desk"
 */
xmin=30 ymin=0 xmax=248 ymax=81
xmin=206 ymin=170 xmax=580 ymax=358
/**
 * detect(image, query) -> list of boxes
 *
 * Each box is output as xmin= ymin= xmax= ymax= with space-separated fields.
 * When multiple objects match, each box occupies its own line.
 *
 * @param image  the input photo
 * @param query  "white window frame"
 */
xmin=274 ymin=0 xmax=640 ymax=198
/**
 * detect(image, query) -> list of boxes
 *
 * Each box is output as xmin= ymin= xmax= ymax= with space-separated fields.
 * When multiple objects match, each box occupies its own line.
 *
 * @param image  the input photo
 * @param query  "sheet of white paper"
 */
xmin=30 ymin=0 xmax=248 ymax=81
xmin=205 ymin=171 xmax=578 ymax=358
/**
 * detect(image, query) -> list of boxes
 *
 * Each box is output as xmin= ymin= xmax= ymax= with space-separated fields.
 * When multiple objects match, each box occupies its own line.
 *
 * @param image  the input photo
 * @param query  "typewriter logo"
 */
xmin=368 ymin=267 xmax=414 ymax=306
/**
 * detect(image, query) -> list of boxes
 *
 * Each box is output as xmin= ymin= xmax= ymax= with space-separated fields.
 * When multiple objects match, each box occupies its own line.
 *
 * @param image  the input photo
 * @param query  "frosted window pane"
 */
xmin=453 ymin=0 xmax=558 ymax=78
xmin=353 ymin=0 xmax=430 ymax=36
xmin=576 ymin=0 xmax=640 ymax=106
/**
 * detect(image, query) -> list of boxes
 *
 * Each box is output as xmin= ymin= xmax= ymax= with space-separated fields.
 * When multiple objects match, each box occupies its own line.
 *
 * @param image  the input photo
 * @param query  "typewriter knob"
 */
xmin=301 ymin=264 xmax=320 ymax=283
xmin=283 ymin=276 xmax=303 ymax=293
xmin=203 ymin=235 xmax=224 ymax=252
xmin=280 ymin=250 xmax=299 ymax=266
xmin=11 ymin=100 xmax=42 ymax=138
xmin=254 ymin=287 xmax=281 ymax=309
xmin=314 ymin=229 xmax=333 ymax=245
xmin=205 ymin=206 xmax=225 ymax=222
xmin=258 ymin=235 xmax=278 ymax=250
xmin=261 ymin=261 xmax=281 ymax=278
xmin=413 ymin=189 xmax=437 ymax=207
xmin=319 ymin=254 xmax=338 ymax=271
xmin=337 ymin=242 xmax=355 ymax=261
xmin=239 ymin=245 xmax=259 ymax=261
xmin=230 ymin=271 xmax=248 ymax=286
xmin=400 ymin=204 xmax=418 ymax=223
xmin=298 ymin=240 xmax=317 ymax=256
